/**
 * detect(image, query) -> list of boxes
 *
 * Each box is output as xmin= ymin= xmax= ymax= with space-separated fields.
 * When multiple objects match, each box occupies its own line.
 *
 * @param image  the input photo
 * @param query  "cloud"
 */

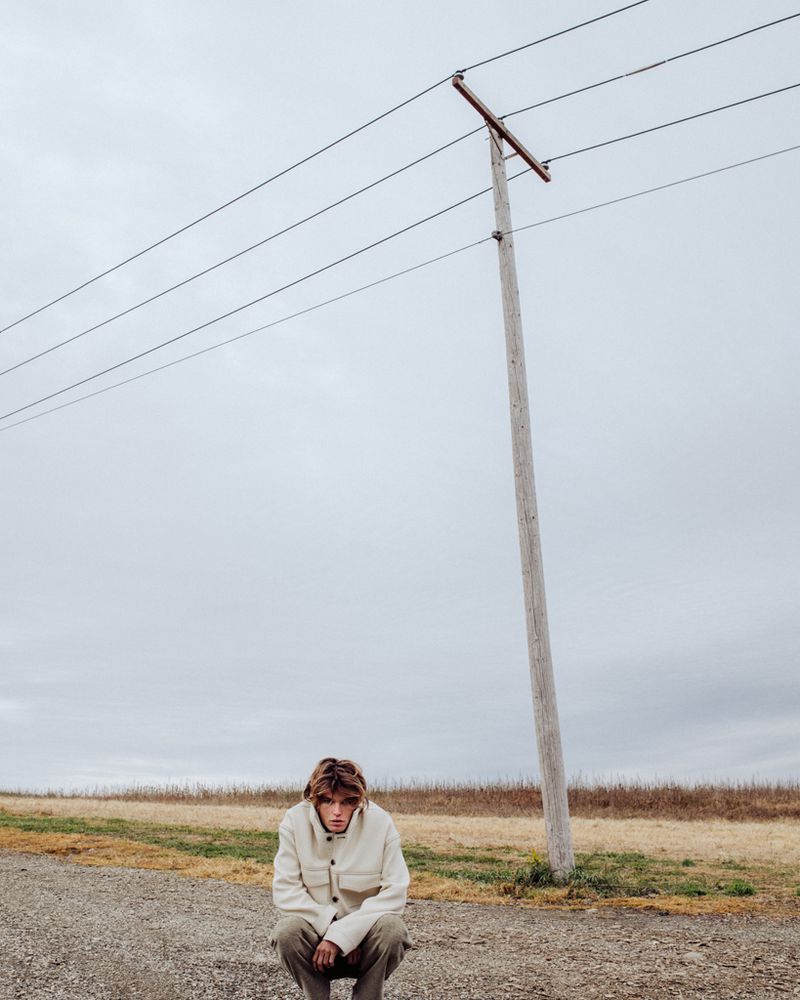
xmin=0 ymin=698 xmax=25 ymax=721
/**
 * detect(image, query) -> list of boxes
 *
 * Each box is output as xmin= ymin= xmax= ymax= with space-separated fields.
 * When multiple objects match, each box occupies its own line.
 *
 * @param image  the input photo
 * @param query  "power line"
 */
xmin=0 ymin=184 xmax=495 ymax=424
xmin=542 ymin=82 xmax=800 ymax=165
xmin=2 ymin=141 xmax=797 ymax=436
xmin=0 ymin=125 xmax=483 ymax=379
xmin=510 ymin=142 xmax=800 ymax=233
xmin=8 ymin=12 xmax=780 ymax=379
xmin=5 ymin=76 xmax=798 ymax=420
xmin=0 ymin=239 xmax=493 ymax=435
xmin=461 ymin=0 xmax=651 ymax=72
xmin=502 ymin=11 xmax=800 ymax=120
xmin=1 ymin=2 xmax=647 ymax=338
xmin=0 ymin=77 xmax=449 ymax=337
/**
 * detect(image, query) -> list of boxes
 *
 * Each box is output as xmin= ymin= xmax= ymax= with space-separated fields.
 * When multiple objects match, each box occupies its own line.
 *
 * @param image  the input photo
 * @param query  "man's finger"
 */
xmin=313 ymin=941 xmax=339 ymax=972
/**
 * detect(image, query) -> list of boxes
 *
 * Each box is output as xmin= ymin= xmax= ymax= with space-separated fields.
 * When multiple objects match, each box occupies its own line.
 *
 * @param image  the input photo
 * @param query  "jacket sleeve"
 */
xmin=272 ymin=816 xmax=337 ymax=937
xmin=322 ymin=828 xmax=409 ymax=955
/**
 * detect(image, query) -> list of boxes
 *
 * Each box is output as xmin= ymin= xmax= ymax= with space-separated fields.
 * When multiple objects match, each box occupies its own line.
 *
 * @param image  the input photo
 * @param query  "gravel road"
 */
xmin=1 ymin=851 xmax=798 ymax=999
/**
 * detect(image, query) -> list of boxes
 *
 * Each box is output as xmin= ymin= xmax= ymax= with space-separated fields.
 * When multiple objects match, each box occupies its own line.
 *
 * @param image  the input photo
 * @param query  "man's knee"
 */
xmin=270 ymin=915 xmax=318 ymax=958
xmin=368 ymin=914 xmax=411 ymax=957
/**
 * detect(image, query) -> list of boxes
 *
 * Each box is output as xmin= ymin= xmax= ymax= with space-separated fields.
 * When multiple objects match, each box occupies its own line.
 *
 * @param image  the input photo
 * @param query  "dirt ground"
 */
xmin=1 ymin=850 xmax=798 ymax=999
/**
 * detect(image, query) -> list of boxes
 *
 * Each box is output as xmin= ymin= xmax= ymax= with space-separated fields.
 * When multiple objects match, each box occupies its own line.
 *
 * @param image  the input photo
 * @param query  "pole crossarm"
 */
xmin=452 ymin=74 xmax=552 ymax=183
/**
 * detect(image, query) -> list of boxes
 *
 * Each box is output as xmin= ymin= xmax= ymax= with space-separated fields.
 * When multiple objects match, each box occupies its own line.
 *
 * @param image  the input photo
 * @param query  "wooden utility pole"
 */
xmin=453 ymin=74 xmax=574 ymax=877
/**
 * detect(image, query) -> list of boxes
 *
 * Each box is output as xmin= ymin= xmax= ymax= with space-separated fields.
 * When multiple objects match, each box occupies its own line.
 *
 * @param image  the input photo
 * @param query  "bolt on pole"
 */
xmin=453 ymin=74 xmax=574 ymax=877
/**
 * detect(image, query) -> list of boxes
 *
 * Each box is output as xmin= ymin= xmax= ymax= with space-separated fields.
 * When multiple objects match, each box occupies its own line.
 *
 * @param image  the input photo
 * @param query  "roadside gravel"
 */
xmin=1 ymin=851 xmax=797 ymax=999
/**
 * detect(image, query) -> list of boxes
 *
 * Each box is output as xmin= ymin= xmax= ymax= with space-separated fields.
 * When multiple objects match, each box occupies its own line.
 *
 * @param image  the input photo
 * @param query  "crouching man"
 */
xmin=270 ymin=757 xmax=411 ymax=1000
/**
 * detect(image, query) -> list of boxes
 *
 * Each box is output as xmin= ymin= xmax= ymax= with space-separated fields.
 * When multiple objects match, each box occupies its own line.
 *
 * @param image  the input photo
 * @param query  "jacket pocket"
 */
xmin=338 ymin=871 xmax=382 ymax=893
xmin=301 ymin=866 xmax=330 ymax=903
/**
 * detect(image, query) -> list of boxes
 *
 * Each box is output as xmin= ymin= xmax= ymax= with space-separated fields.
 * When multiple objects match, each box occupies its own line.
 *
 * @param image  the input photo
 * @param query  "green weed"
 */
xmin=675 ymin=881 xmax=708 ymax=897
xmin=721 ymin=880 xmax=755 ymax=896
xmin=509 ymin=857 xmax=556 ymax=889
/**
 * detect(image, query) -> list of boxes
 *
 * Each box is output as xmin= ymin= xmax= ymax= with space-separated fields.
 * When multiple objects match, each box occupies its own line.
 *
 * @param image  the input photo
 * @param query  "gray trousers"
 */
xmin=270 ymin=913 xmax=411 ymax=1000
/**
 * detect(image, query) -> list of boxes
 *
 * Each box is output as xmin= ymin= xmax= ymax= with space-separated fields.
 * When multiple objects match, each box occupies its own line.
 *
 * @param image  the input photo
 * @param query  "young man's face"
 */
xmin=316 ymin=787 xmax=361 ymax=833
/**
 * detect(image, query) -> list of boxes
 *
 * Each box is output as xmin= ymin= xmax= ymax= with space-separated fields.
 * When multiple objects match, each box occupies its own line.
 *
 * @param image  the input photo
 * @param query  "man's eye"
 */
xmin=321 ymin=797 xmax=332 ymax=804
xmin=345 ymin=798 xmax=358 ymax=807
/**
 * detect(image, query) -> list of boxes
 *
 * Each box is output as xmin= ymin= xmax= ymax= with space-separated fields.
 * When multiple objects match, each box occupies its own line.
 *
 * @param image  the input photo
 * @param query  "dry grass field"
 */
xmin=2 ymin=795 xmax=799 ymax=863
xmin=36 ymin=777 xmax=799 ymax=820
xmin=2 ymin=781 xmax=798 ymax=916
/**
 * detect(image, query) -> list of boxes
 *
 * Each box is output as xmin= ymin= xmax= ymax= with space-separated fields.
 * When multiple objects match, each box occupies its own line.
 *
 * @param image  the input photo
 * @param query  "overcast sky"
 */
xmin=2 ymin=1 xmax=798 ymax=792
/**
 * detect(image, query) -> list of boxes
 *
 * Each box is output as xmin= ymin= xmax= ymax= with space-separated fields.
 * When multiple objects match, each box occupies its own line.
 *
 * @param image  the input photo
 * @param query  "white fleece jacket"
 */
xmin=272 ymin=799 xmax=409 ymax=955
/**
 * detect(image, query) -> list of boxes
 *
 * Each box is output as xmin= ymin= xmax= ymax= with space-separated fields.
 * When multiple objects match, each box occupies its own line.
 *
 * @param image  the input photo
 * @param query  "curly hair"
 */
xmin=303 ymin=757 xmax=368 ymax=808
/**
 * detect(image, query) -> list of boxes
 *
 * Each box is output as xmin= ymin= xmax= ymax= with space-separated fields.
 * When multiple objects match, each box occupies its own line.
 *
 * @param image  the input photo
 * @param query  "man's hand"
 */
xmin=312 ymin=939 xmax=341 ymax=973
xmin=345 ymin=946 xmax=362 ymax=966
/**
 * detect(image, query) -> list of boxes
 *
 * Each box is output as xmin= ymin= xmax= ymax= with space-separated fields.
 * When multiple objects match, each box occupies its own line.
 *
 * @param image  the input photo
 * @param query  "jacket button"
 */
xmin=330 ymin=859 xmax=335 ymax=865
xmin=332 ymin=896 xmax=339 ymax=903
xmin=326 ymin=836 xmax=332 ymax=842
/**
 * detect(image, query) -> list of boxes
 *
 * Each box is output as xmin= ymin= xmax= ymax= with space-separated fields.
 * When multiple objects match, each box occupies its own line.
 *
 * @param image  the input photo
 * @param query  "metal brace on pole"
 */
xmin=452 ymin=73 xmax=574 ymax=877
